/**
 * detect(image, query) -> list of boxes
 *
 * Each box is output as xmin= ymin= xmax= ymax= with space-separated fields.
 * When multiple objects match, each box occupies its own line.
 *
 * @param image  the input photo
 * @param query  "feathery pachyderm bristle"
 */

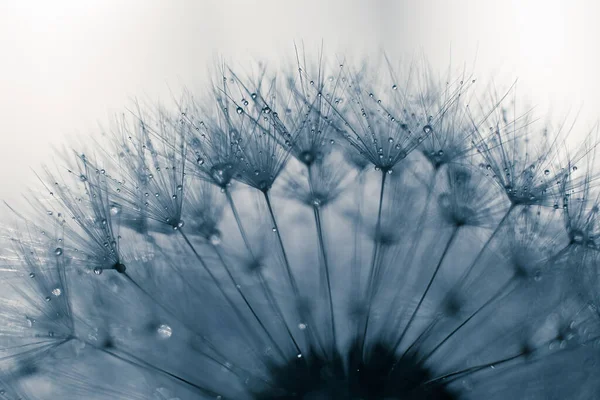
xmin=2 ymin=52 xmax=600 ymax=400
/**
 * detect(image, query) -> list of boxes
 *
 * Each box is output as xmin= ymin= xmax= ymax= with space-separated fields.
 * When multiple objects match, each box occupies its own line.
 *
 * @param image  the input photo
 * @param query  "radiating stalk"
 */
xmin=359 ymin=170 xmax=388 ymax=351
xmin=392 ymin=227 xmax=460 ymax=354
xmin=262 ymin=189 xmax=325 ymax=356
xmin=224 ymin=189 xmax=304 ymax=356
xmin=313 ymin=204 xmax=337 ymax=354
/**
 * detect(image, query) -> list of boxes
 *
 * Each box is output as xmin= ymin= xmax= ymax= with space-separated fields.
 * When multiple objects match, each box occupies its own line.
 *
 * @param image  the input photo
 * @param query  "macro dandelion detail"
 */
xmin=2 ymin=54 xmax=600 ymax=400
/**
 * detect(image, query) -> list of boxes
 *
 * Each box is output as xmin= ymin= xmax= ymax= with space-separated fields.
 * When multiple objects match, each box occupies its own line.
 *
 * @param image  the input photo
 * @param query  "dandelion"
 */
xmin=1 ymin=54 xmax=600 ymax=400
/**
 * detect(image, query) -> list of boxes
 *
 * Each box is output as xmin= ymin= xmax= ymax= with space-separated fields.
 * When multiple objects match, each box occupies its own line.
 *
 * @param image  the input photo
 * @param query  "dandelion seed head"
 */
xmin=1 ymin=54 xmax=599 ymax=400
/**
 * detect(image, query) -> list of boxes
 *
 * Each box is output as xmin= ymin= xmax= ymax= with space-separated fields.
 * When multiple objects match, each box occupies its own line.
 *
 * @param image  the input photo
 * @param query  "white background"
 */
xmin=1 ymin=0 xmax=598 ymax=206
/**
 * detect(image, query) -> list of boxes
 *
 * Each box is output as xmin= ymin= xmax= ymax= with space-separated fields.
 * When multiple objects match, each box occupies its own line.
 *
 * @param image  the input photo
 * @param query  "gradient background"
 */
xmin=1 ymin=0 xmax=598 ymax=207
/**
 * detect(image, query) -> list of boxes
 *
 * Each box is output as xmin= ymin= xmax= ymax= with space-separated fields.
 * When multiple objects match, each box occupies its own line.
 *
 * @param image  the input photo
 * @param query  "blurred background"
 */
xmin=0 ymin=0 xmax=598 ymax=207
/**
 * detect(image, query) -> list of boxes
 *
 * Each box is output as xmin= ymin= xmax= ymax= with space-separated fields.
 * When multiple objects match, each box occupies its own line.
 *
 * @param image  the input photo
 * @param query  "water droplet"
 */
xmin=209 ymin=232 xmax=221 ymax=245
xmin=298 ymin=323 xmax=307 ymax=330
xmin=157 ymin=324 xmax=172 ymax=339
xmin=79 ymin=174 xmax=87 ymax=182
xmin=251 ymin=93 xmax=257 ymax=99
xmin=544 ymin=170 xmax=550 ymax=175
xmin=52 ymin=288 xmax=61 ymax=297
xmin=109 ymin=203 xmax=121 ymax=215
xmin=54 ymin=248 xmax=63 ymax=256
xmin=392 ymin=84 xmax=397 ymax=90
xmin=423 ymin=125 xmax=433 ymax=134
xmin=197 ymin=157 xmax=205 ymax=165
xmin=29 ymin=272 xmax=35 ymax=278
xmin=93 ymin=267 xmax=103 ymax=275
xmin=297 ymin=353 xmax=303 ymax=358
xmin=573 ymin=166 xmax=578 ymax=171
xmin=272 ymin=227 xmax=277 ymax=232
xmin=236 ymin=107 xmax=244 ymax=115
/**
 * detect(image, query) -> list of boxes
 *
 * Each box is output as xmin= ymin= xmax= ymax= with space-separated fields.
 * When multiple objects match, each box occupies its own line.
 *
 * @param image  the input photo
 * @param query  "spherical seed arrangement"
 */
xmin=1 ymin=56 xmax=600 ymax=399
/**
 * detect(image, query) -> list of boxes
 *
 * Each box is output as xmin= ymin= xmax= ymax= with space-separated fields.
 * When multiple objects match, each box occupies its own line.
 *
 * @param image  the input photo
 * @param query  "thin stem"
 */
xmin=421 ymin=277 xmax=518 ymax=363
xmin=262 ymin=189 xmax=324 ymax=356
xmin=211 ymin=243 xmax=287 ymax=360
xmin=100 ymin=346 xmax=224 ymax=398
xmin=178 ymin=230 xmax=260 ymax=348
xmin=313 ymin=204 xmax=337 ymax=354
xmin=256 ymin=270 xmax=303 ymax=356
xmin=352 ymin=173 xmax=366 ymax=298
xmin=224 ymin=188 xmax=255 ymax=258
xmin=262 ymin=190 xmax=299 ymax=296
xmin=307 ymin=165 xmax=337 ymax=355
xmin=392 ymin=227 xmax=460 ymax=353
xmin=359 ymin=170 xmax=388 ymax=351
xmin=224 ymin=189 xmax=303 ymax=356
xmin=120 ymin=272 xmax=242 ymax=373
xmin=423 ymin=351 xmax=527 ymax=388
xmin=380 ymin=172 xmax=438 ymax=341
xmin=452 ymin=204 xmax=515 ymax=293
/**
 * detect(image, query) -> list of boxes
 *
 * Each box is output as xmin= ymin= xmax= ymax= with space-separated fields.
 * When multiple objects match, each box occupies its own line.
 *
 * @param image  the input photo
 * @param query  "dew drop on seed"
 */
xmin=272 ymin=227 xmax=277 ymax=232
xmin=297 ymin=353 xmax=303 ymax=358
xmin=298 ymin=323 xmax=307 ymax=330
xmin=236 ymin=107 xmax=244 ymax=115
xmin=251 ymin=93 xmax=257 ymax=99
xmin=209 ymin=232 xmax=221 ymax=245
xmin=392 ymin=84 xmax=397 ymax=90
xmin=80 ymin=174 xmax=87 ymax=182
xmin=55 ymin=248 xmax=63 ymax=256
xmin=157 ymin=324 xmax=172 ymax=339
xmin=52 ymin=288 xmax=61 ymax=297
xmin=544 ymin=170 xmax=550 ymax=175
xmin=45 ymin=297 xmax=51 ymax=302
xmin=29 ymin=272 xmax=35 ymax=278
xmin=197 ymin=158 xmax=205 ymax=165
xmin=109 ymin=203 xmax=121 ymax=215
xmin=423 ymin=125 xmax=433 ymax=134
xmin=93 ymin=267 xmax=103 ymax=275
